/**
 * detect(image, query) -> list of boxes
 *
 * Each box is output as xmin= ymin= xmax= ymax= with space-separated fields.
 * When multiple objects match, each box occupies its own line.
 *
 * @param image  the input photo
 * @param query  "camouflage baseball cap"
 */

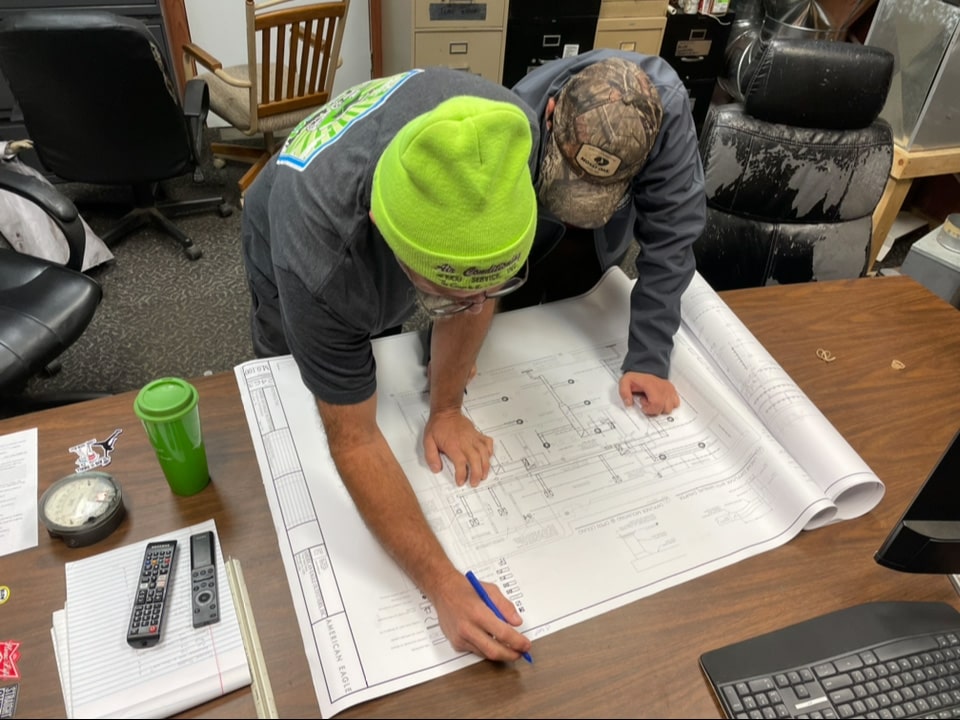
xmin=538 ymin=57 xmax=663 ymax=228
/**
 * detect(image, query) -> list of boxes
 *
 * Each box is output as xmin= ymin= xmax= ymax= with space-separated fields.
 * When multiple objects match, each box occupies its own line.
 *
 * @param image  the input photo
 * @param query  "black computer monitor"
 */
xmin=875 ymin=428 xmax=960 ymax=573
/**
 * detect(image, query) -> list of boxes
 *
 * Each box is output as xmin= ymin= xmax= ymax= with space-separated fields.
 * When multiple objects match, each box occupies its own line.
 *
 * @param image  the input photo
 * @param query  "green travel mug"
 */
xmin=133 ymin=377 xmax=210 ymax=496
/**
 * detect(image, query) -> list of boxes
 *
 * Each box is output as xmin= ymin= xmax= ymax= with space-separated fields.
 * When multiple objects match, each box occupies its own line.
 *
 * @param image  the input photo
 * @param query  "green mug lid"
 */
xmin=133 ymin=377 xmax=198 ymax=422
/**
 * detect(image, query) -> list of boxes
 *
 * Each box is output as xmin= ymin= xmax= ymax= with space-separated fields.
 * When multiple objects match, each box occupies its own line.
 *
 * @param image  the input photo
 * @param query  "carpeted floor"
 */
xmin=18 ymin=140 xmax=255 ymax=406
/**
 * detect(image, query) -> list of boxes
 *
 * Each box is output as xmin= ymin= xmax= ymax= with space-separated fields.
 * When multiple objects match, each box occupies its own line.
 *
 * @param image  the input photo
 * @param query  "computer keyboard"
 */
xmin=700 ymin=601 xmax=960 ymax=719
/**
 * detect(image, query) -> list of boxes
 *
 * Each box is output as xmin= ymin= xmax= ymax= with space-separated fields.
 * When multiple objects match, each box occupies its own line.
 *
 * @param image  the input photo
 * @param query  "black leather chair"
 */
xmin=0 ymin=10 xmax=232 ymax=262
xmin=694 ymin=39 xmax=895 ymax=291
xmin=0 ymin=165 xmax=106 ymax=418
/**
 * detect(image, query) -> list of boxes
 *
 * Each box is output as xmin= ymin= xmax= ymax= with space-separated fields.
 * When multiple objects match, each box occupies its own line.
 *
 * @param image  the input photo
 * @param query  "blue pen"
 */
xmin=465 ymin=570 xmax=533 ymax=663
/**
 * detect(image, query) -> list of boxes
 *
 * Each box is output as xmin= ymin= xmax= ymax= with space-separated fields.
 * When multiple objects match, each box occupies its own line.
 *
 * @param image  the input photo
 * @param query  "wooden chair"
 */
xmin=182 ymin=0 xmax=349 ymax=195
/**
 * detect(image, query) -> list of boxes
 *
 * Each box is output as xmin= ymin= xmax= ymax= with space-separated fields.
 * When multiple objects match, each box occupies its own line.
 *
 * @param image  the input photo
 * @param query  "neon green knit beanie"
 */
xmin=371 ymin=96 xmax=536 ymax=290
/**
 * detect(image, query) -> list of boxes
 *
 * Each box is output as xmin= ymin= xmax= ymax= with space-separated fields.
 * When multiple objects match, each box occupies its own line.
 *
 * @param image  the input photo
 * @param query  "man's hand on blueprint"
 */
xmin=316 ymin=395 xmax=523 ymax=662
xmin=619 ymin=372 xmax=681 ymax=416
xmin=423 ymin=409 xmax=494 ymax=487
xmin=434 ymin=573 xmax=533 ymax=663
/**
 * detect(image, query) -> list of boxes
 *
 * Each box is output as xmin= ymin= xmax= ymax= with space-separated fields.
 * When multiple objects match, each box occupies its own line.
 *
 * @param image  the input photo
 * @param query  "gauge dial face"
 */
xmin=40 ymin=472 xmax=125 ymax=546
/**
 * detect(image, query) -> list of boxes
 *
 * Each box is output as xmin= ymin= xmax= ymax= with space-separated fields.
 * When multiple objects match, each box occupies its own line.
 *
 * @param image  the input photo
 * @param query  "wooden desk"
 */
xmin=3 ymin=275 xmax=960 ymax=719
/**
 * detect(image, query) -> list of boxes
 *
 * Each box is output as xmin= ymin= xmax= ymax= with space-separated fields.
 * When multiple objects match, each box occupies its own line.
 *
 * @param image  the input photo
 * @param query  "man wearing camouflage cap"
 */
xmin=510 ymin=49 xmax=706 ymax=417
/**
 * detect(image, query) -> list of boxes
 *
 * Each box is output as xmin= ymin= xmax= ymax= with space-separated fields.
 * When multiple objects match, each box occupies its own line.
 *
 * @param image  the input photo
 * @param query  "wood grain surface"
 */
xmin=3 ymin=274 xmax=959 ymax=718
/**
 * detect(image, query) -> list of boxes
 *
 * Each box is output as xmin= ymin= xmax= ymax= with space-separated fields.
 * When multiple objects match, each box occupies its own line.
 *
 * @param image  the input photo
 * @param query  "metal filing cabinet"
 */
xmin=594 ymin=0 xmax=669 ymax=56
xmin=659 ymin=9 xmax=735 ymax=132
xmin=501 ymin=0 xmax=602 ymax=88
xmin=380 ymin=0 xmax=509 ymax=84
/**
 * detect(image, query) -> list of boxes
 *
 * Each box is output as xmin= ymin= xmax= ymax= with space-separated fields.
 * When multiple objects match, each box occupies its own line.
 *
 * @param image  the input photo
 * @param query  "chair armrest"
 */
xmin=183 ymin=78 xmax=210 ymax=121
xmin=0 ymin=164 xmax=86 ymax=271
xmin=182 ymin=41 xmax=251 ymax=88
xmin=182 ymin=79 xmax=211 ymax=162
xmin=182 ymin=41 xmax=222 ymax=73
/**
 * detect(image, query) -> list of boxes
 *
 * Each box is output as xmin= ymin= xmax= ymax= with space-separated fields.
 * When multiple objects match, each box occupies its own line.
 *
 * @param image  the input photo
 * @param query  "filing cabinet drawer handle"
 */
xmin=681 ymin=56 xmax=706 ymax=62
xmin=542 ymin=34 xmax=561 ymax=47
xmin=449 ymin=42 xmax=468 ymax=54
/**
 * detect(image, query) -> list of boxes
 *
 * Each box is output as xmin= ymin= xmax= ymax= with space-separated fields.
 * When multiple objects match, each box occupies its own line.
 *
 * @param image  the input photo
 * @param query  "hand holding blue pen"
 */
xmin=465 ymin=570 xmax=533 ymax=663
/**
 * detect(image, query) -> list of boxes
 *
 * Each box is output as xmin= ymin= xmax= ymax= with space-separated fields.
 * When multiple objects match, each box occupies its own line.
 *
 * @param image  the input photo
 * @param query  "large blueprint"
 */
xmin=234 ymin=268 xmax=884 ymax=717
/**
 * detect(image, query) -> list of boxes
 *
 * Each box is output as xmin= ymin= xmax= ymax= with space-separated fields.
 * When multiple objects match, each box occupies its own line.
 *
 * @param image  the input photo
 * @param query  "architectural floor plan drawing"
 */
xmin=234 ymin=268 xmax=885 ymax=718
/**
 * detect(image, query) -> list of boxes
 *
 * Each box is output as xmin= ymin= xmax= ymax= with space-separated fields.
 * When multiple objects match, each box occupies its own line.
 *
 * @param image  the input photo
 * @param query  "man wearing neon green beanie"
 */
xmin=241 ymin=68 xmax=537 ymax=663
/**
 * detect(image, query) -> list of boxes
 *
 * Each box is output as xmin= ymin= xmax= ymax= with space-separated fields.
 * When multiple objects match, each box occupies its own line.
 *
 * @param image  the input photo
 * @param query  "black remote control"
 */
xmin=126 ymin=539 xmax=177 ymax=648
xmin=190 ymin=531 xmax=220 ymax=628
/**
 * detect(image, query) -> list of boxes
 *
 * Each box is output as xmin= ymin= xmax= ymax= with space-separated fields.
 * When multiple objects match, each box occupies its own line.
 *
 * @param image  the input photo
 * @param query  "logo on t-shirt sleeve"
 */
xmin=277 ymin=70 xmax=422 ymax=171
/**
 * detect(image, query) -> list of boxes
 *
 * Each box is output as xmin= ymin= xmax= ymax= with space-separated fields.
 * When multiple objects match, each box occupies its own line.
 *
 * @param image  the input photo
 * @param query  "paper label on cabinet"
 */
xmin=429 ymin=2 xmax=486 ymax=21
xmin=675 ymin=39 xmax=712 ymax=57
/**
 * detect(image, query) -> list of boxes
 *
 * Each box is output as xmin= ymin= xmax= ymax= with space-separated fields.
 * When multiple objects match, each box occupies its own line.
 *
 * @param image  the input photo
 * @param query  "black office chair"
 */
xmin=0 ymin=10 xmax=233 ymax=262
xmin=0 ymin=165 xmax=107 ymax=418
xmin=694 ymin=39 xmax=895 ymax=290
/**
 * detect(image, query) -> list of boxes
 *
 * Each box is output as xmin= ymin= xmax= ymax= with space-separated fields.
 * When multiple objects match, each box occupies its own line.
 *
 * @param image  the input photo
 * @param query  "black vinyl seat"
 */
xmin=0 ymin=166 xmax=106 ymax=417
xmin=694 ymin=39 xmax=895 ymax=290
xmin=0 ymin=10 xmax=232 ymax=262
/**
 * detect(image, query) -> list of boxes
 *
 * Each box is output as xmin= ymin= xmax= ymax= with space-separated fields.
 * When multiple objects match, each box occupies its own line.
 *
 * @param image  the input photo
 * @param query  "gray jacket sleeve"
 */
xmin=622 ymin=81 xmax=705 ymax=379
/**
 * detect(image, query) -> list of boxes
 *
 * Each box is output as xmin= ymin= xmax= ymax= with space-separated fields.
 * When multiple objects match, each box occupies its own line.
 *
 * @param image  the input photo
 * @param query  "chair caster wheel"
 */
xmin=41 ymin=360 xmax=63 ymax=377
xmin=185 ymin=246 xmax=203 ymax=261
xmin=218 ymin=202 xmax=234 ymax=218
xmin=213 ymin=157 xmax=227 ymax=169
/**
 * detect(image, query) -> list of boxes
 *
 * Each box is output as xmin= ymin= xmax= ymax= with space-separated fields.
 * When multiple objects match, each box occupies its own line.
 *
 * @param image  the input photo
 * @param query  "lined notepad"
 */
xmin=51 ymin=519 xmax=251 ymax=718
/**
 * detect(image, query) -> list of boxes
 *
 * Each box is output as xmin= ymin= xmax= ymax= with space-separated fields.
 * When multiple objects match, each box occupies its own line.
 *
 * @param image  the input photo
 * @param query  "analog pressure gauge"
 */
xmin=39 ymin=471 xmax=125 ymax=547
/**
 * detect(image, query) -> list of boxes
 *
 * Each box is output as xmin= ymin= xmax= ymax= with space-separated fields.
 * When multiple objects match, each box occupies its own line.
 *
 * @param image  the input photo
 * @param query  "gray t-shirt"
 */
xmin=241 ymin=68 xmax=539 ymax=405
